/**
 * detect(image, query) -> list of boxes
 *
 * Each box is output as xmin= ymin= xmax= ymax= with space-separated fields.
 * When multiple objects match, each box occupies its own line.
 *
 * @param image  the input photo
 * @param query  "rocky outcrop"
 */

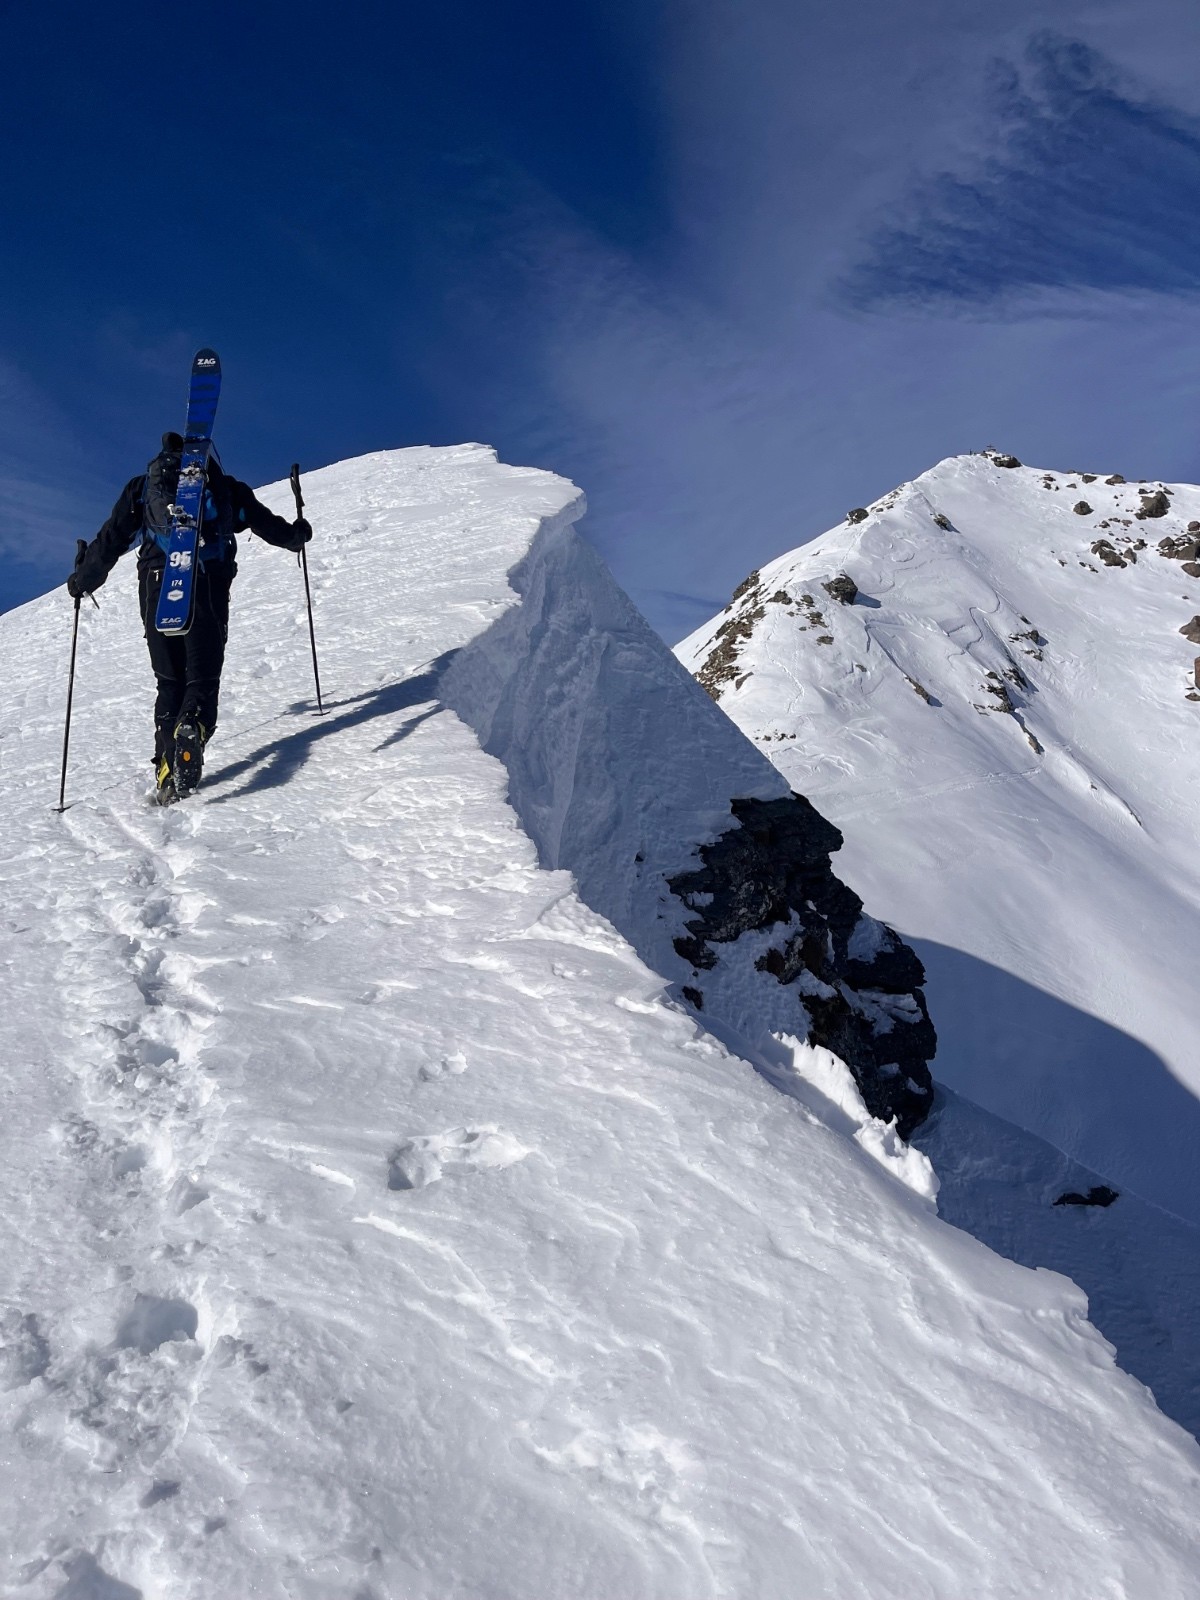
xmin=1053 ymin=1185 xmax=1119 ymax=1208
xmin=1091 ymin=539 xmax=1127 ymax=567
xmin=823 ymin=573 xmax=859 ymax=605
xmin=1138 ymin=490 xmax=1171 ymax=519
xmin=1160 ymin=535 xmax=1200 ymax=561
xmin=1180 ymin=617 xmax=1200 ymax=646
xmin=668 ymin=795 xmax=936 ymax=1137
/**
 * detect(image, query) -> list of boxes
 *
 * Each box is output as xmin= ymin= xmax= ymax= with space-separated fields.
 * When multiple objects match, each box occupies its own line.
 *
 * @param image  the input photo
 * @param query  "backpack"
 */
xmin=142 ymin=436 xmax=234 ymax=564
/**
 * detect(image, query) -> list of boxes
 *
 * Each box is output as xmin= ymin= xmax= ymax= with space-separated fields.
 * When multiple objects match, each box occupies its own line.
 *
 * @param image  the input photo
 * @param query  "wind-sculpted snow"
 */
xmin=439 ymin=518 xmax=936 ymax=1131
xmin=2 ymin=445 xmax=1200 ymax=1596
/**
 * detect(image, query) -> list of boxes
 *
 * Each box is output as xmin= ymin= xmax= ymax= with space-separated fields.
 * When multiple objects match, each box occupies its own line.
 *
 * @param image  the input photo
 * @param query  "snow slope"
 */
xmin=678 ymin=452 xmax=1200 ymax=1224
xmin=3 ymin=445 xmax=1200 ymax=1597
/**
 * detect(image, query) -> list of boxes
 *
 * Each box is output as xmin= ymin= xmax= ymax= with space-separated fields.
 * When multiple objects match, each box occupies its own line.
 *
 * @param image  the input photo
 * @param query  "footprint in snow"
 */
xmin=418 ymin=1051 xmax=468 ymax=1081
xmin=388 ymin=1127 xmax=529 ymax=1190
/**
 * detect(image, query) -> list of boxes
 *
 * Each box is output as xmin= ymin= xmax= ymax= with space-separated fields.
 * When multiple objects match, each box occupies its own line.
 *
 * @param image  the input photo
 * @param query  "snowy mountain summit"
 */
xmin=4 ymin=445 xmax=1200 ymax=1596
xmin=679 ymin=448 xmax=1200 ymax=1223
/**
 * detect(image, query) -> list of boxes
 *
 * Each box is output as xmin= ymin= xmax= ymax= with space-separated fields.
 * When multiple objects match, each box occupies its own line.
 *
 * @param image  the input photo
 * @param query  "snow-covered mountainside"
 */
xmin=3 ymin=445 xmax=1200 ymax=1597
xmin=679 ymin=450 xmax=1200 ymax=1227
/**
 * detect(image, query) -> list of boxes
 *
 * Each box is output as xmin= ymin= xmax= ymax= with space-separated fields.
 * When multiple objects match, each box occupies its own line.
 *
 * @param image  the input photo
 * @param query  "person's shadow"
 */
xmin=204 ymin=651 xmax=458 ymax=802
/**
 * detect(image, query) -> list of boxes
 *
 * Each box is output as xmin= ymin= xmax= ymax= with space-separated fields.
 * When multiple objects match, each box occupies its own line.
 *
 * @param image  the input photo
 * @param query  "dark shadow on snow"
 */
xmin=903 ymin=939 xmax=1200 ymax=1439
xmin=909 ymin=937 xmax=1200 ymax=1224
xmin=204 ymin=651 xmax=458 ymax=801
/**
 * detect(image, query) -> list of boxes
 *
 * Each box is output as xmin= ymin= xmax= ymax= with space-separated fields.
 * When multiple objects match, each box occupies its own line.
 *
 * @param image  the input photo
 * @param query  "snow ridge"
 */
xmin=2 ymin=445 xmax=1200 ymax=1596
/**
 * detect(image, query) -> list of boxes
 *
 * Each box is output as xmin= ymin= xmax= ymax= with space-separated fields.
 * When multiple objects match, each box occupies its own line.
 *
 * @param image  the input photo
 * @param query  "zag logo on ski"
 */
xmin=154 ymin=347 xmax=222 ymax=636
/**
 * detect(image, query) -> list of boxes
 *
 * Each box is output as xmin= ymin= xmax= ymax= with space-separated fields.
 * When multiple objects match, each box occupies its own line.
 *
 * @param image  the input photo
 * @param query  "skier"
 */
xmin=67 ymin=433 xmax=311 ymax=803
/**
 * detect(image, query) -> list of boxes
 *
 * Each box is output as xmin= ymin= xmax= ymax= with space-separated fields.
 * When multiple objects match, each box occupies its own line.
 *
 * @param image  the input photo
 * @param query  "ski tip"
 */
xmin=193 ymin=347 xmax=221 ymax=373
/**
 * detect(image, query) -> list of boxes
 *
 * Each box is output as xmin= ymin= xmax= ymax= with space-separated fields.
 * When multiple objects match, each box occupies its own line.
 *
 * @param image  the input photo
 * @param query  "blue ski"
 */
xmin=155 ymin=348 xmax=222 ymax=635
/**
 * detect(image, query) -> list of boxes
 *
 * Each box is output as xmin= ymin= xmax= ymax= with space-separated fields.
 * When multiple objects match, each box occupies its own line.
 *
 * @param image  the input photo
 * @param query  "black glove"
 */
xmin=286 ymin=516 xmax=312 ymax=553
xmin=67 ymin=540 xmax=93 ymax=599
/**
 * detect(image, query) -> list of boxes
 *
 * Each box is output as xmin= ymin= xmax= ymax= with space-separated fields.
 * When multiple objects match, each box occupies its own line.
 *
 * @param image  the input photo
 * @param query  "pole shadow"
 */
xmin=204 ymin=651 xmax=458 ymax=802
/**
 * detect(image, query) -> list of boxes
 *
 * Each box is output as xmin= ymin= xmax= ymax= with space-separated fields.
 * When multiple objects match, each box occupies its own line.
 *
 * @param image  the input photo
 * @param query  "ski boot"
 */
xmin=153 ymin=757 xmax=179 ymax=807
xmin=172 ymin=719 xmax=207 ymax=798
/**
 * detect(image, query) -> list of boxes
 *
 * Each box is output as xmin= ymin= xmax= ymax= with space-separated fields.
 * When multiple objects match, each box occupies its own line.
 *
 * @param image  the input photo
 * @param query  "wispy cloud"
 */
xmin=844 ymin=33 xmax=1200 ymax=311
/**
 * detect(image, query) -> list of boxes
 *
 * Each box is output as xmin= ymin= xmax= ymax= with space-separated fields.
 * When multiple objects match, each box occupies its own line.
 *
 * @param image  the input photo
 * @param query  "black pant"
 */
xmin=139 ymin=561 xmax=234 ymax=767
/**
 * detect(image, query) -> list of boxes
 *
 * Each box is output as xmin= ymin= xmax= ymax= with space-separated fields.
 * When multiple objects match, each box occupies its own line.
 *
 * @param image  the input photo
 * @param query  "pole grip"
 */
xmin=289 ymin=463 xmax=304 ymax=517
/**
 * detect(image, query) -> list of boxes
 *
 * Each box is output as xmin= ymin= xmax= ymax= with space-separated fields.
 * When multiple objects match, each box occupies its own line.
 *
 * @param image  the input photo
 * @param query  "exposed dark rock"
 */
xmin=846 ymin=508 xmax=869 ymax=524
xmin=668 ymin=795 xmax=936 ymax=1136
xmin=1137 ymin=490 xmax=1171 ymax=519
xmin=816 ymin=634 xmax=834 ymax=645
xmin=695 ymin=589 xmax=767 ymax=700
xmin=1106 ymin=474 xmax=1126 ymax=485
xmin=768 ymin=590 xmax=793 ymax=605
xmin=1073 ymin=501 xmax=1092 ymax=516
xmin=1189 ymin=521 xmax=1200 ymax=533
xmin=1081 ymin=474 xmax=1097 ymax=483
xmin=1011 ymin=626 xmax=1045 ymax=660
xmin=1183 ymin=562 xmax=1200 ymax=579
xmin=933 ymin=512 xmax=952 ymax=530
xmin=982 ymin=673 xmax=1017 ymax=714
xmin=1053 ymin=1185 xmax=1119 ymax=1208
xmin=989 ymin=453 xmax=1021 ymax=468
xmin=906 ymin=675 xmax=935 ymax=704
xmin=1180 ymin=617 xmax=1200 ymax=645
xmin=681 ymin=985 xmax=704 ymax=1010
xmin=823 ymin=574 xmax=859 ymax=606
xmin=1090 ymin=539 xmax=1127 ymax=568
xmin=1159 ymin=536 xmax=1200 ymax=561
xmin=731 ymin=569 xmax=761 ymax=601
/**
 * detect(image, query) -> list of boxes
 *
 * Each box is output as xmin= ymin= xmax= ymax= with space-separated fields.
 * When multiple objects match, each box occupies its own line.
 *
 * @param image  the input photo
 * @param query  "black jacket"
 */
xmin=75 ymin=462 xmax=296 ymax=594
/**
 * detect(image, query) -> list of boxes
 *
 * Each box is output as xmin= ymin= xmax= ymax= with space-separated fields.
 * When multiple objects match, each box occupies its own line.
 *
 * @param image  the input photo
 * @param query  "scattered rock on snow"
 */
xmin=696 ymin=580 xmax=767 ymax=700
xmin=1074 ymin=501 xmax=1093 ymax=516
xmin=1159 ymin=536 xmax=1200 ymax=561
xmin=1090 ymin=540 xmax=1128 ymax=568
xmin=846 ymin=508 xmax=869 ymax=525
xmin=823 ymin=574 xmax=859 ymax=605
xmin=1179 ymin=617 xmax=1200 ymax=645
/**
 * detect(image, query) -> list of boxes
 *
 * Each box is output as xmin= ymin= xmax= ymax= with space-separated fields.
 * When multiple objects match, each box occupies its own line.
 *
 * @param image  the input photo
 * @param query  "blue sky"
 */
xmin=6 ymin=0 xmax=1200 ymax=638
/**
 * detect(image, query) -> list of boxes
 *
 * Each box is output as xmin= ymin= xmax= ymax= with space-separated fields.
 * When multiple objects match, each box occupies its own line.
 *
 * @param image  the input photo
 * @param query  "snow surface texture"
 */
xmin=679 ymin=452 xmax=1200 ymax=1225
xmin=3 ymin=445 xmax=1200 ymax=1596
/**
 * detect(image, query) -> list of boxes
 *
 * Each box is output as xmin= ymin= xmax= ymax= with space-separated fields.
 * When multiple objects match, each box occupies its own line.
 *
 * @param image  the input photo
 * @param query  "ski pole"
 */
xmin=56 ymin=539 xmax=87 ymax=813
xmin=290 ymin=462 xmax=324 ymax=715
